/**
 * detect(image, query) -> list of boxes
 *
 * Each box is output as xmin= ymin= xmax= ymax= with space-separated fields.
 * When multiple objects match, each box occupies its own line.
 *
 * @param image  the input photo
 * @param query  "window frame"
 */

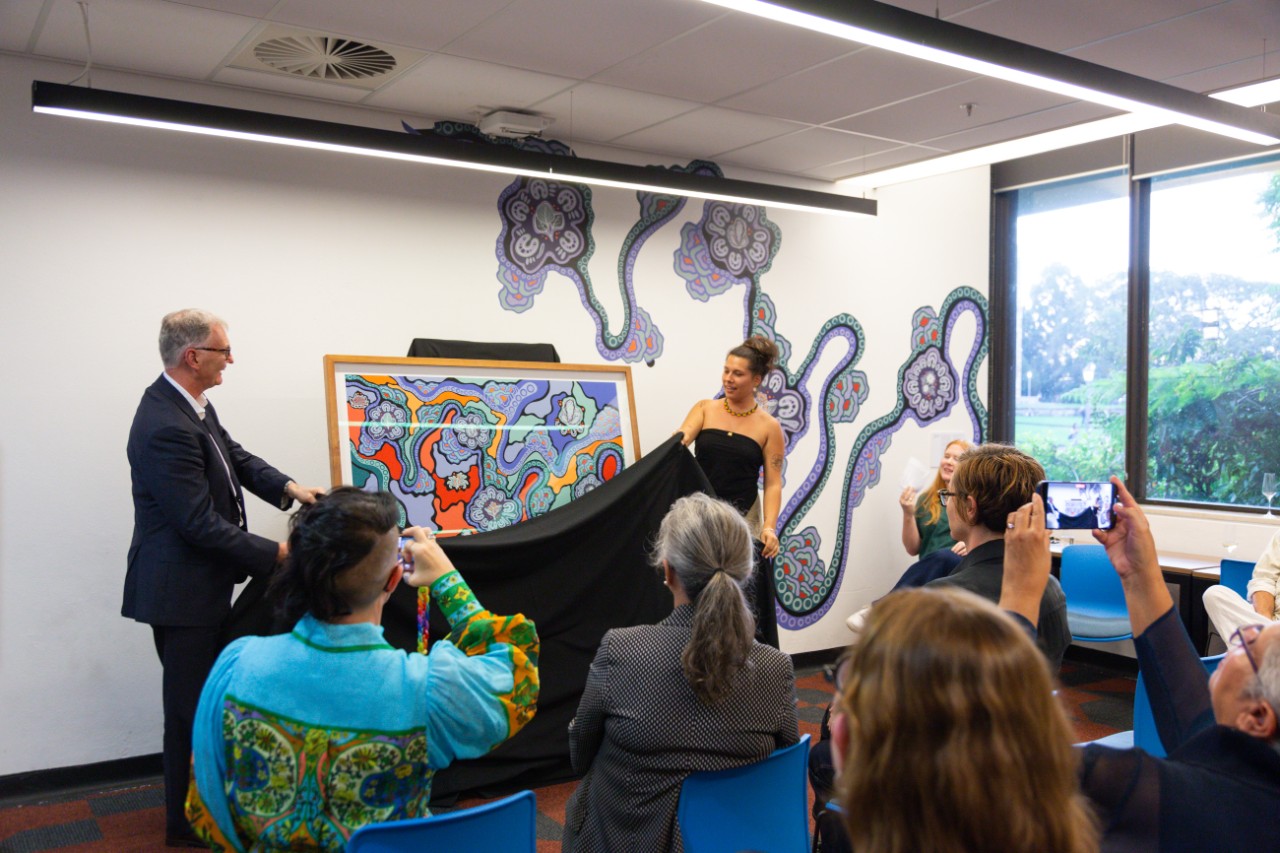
xmin=991 ymin=146 xmax=1279 ymax=515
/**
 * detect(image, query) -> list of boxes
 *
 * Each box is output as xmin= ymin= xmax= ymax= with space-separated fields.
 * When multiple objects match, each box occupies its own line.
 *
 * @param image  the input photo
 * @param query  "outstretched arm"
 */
xmin=1092 ymin=476 xmax=1172 ymax=637
xmin=1001 ymin=494 xmax=1052 ymax=627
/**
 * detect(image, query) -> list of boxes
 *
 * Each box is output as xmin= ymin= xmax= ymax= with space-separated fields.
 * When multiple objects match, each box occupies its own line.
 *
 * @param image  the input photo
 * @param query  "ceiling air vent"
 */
xmin=227 ymin=26 xmax=423 ymax=90
xmin=254 ymin=35 xmax=395 ymax=81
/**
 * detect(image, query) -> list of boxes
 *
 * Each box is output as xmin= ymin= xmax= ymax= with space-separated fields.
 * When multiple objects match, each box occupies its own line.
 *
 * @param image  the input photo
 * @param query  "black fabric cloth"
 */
xmin=227 ymin=434 xmax=713 ymax=799
xmin=692 ymin=428 xmax=763 ymax=515
xmin=1079 ymin=607 xmax=1280 ymax=853
xmin=405 ymin=337 xmax=560 ymax=363
xmin=926 ymin=539 xmax=1071 ymax=672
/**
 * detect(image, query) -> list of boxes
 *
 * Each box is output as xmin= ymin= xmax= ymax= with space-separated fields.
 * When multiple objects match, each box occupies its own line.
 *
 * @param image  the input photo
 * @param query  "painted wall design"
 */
xmin=344 ymin=372 xmax=626 ymax=533
xmin=477 ymin=128 xmax=988 ymax=629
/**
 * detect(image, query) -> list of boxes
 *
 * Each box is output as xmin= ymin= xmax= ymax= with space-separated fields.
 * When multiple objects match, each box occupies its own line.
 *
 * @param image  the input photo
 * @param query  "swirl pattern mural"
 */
xmin=483 ymin=128 xmax=988 ymax=630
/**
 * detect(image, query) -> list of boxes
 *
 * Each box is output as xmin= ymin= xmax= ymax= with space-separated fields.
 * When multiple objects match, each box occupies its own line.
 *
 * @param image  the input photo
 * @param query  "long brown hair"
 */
xmin=838 ymin=587 xmax=1097 ymax=853
xmin=920 ymin=439 xmax=972 ymax=525
xmin=652 ymin=493 xmax=756 ymax=704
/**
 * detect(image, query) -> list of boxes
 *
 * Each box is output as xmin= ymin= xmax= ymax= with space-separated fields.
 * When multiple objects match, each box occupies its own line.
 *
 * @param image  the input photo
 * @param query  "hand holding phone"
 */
xmin=1035 ymin=480 xmax=1117 ymax=530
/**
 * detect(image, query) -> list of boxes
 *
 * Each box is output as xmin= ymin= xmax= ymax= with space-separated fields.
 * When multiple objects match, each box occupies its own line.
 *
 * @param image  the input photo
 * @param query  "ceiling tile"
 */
xmin=211 ymin=66 xmax=376 ymax=103
xmin=720 ymin=127 xmax=900 ymax=174
xmin=443 ymin=0 xmax=724 ymax=80
xmin=526 ymin=84 xmax=701 ymax=145
xmin=611 ymin=106 xmax=806 ymax=163
xmin=268 ymin=0 xmax=514 ymax=53
xmin=942 ymin=0 xmax=1223 ymax=53
xmin=32 ymin=0 xmax=260 ymax=77
xmin=593 ymin=13 xmax=856 ymax=104
xmin=804 ymin=144 xmax=946 ymax=180
xmin=363 ymin=54 xmax=574 ymax=123
xmin=720 ymin=49 xmax=971 ymax=125
xmin=1068 ymin=0 xmax=1278 ymax=81
xmin=830 ymin=77 xmax=1075 ymax=142
xmin=922 ymin=101 xmax=1117 ymax=150
xmin=1 ymin=0 xmax=45 ymax=52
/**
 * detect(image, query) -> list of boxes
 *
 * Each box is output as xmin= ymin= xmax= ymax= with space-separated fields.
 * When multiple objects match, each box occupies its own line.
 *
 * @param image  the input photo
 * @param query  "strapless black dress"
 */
xmin=693 ymin=428 xmax=779 ymax=648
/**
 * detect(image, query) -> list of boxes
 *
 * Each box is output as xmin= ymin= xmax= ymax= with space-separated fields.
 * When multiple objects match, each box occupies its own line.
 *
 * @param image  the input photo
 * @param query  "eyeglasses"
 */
xmin=938 ymin=489 xmax=960 ymax=506
xmin=193 ymin=346 xmax=232 ymax=357
xmin=1231 ymin=623 xmax=1266 ymax=674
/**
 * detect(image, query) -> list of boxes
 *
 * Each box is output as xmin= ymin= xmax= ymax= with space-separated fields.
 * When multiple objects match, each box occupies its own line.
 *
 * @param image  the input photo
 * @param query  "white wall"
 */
xmin=0 ymin=53 xmax=989 ymax=776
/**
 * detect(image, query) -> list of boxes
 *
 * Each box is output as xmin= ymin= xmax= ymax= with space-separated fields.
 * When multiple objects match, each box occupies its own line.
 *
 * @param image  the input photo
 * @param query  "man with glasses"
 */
xmin=925 ymin=443 xmax=1070 ymax=670
xmin=123 ymin=308 xmax=322 ymax=847
xmin=1003 ymin=479 xmax=1280 ymax=850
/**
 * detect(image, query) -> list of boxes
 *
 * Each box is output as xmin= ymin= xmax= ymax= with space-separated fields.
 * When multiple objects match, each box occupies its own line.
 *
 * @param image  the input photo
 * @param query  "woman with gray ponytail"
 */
xmin=562 ymin=493 xmax=799 ymax=853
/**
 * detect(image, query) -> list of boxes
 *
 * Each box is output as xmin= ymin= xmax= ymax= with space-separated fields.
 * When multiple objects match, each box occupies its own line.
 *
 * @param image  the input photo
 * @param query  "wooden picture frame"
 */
xmin=323 ymin=355 xmax=640 ymax=533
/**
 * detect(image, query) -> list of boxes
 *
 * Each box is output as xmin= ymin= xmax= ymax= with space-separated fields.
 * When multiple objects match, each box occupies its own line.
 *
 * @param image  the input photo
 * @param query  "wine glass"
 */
xmin=1265 ymin=472 xmax=1278 ymax=518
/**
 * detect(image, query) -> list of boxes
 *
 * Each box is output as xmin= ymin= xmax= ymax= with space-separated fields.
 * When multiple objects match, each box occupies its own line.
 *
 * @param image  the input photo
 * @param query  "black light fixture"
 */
xmin=30 ymin=81 xmax=876 ymax=218
xmin=701 ymin=0 xmax=1280 ymax=147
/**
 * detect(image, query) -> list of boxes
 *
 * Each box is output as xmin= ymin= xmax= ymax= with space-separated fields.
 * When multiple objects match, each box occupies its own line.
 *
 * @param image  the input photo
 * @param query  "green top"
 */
xmin=916 ymin=495 xmax=957 ymax=557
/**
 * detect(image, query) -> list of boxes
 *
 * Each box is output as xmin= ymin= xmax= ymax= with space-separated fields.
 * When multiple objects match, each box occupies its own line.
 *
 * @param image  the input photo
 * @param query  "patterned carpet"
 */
xmin=0 ymin=655 xmax=1133 ymax=852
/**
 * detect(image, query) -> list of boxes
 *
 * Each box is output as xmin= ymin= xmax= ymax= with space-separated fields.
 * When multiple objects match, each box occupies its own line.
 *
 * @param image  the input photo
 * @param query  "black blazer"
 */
xmin=122 ymin=376 xmax=291 ymax=627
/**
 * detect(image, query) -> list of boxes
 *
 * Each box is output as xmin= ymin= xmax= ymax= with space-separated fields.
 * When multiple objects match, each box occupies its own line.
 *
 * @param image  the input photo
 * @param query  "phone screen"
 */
xmin=1037 ymin=480 xmax=1116 ymax=530
xmin=397 ymin=535 xmax=413 ymax=573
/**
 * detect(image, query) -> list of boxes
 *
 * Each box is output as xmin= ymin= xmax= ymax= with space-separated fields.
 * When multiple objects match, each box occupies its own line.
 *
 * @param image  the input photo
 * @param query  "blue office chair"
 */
xmin=677 ymin=734 xmax=811 ymax=853
xmin=345 ymin=789 xmax=536 ymax=852
xmin=1220 ymin=558 xmax=1254 ymax=597
xmin=1112 ymin=653 xmax=1226 ymax=758
xmin=1060 ymin=544 xmax=1132 ymax=643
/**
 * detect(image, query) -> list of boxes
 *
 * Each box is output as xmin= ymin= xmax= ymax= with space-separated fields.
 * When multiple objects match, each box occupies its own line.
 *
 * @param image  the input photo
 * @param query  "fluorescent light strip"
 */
xmin=701 ymin=0 xmax=1280 ymax=146
xmin=31 ymin=83 xmax=875 ymax=218
xmin=839 ymin=77 xmax=1280 ymax=190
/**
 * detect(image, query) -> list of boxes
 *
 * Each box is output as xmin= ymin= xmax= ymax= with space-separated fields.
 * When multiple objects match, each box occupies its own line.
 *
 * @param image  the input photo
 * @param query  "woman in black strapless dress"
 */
xmin=677 ymin=336 xmax=785 ymax=647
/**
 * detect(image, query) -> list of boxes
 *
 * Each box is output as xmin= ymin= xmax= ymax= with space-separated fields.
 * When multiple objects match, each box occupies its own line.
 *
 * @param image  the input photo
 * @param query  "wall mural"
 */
xmin=421 ymin=123 xmax=990 ymax=630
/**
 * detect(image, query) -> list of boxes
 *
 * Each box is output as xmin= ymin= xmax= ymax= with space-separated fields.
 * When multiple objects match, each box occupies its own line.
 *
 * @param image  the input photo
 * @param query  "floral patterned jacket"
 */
xmin=186 ymin=570 xmax=538 ymax=852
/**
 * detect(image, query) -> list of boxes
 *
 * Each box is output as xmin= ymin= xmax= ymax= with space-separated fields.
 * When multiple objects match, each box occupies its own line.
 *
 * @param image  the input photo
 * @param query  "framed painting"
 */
xmin=324 ymin=355 xmax=640 ymax=534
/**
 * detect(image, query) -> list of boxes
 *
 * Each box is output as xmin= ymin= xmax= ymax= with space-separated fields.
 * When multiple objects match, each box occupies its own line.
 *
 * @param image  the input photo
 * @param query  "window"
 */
xmin=1145 ymin=160 xmax=1280 ymax=507
xmin=998 ymin=156 xmax=1280 ymax=511
xmin=1009 ymin=171 xmax=1128 ymax=483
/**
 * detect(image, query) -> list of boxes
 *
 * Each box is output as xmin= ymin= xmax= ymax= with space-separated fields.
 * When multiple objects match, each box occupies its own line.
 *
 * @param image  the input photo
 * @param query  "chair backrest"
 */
xmin=345 ymin=789 xmax=536 ymax=853
xmin=1060 ymin=544 xmax=1132 ymax=642
xmin=677 ymin=734 xmax=811 ymax=853
xmin=1134 ymin=654 xmax=1226 ymax=759
xmin=1220 ymin=558 xmax=1254 ymax=597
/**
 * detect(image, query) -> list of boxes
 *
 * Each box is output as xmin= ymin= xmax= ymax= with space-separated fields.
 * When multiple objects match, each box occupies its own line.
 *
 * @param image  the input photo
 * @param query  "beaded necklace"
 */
xmin=723 ymin=397 xmax=758 ymax=417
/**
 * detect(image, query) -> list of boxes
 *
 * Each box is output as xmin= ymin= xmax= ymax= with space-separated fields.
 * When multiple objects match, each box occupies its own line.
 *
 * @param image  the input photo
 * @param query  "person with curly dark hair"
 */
xmin=185 ymin=487 xmax=539 ymax=851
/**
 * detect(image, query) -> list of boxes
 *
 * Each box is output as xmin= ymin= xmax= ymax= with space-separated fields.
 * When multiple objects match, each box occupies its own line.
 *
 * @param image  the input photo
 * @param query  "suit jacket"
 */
xmin=928 ymin=539 xmax=1071 ymax=672
xmin=563 ymin=604 xmax=798 ymax=853
xmin=123 ymin=376 xmax=291 ymax=627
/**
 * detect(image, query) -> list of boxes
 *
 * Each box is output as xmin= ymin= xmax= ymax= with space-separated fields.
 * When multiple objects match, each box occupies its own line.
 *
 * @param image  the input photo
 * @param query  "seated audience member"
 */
xmin=185 ymin=488 xmax=539 ymax=850
xmin=563 ymin=493 xmax=798 ymax=853
xmin=891 ymin=438 xmax=972 ymax=589
xmin=827 ymin=584 xmax=1098 ymax=853
xmin=1203 ymin=528 xmax=1280 ymax=641
xmin=923 ymin=442 xmax=1070 ymax=671
xmin=1003 ymin=481 xmax=1280 ymax=852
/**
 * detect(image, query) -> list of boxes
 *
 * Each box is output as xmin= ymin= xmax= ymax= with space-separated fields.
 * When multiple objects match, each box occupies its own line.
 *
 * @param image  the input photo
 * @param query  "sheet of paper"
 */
xmin=900 ymin=456 xmax=933 ymax=491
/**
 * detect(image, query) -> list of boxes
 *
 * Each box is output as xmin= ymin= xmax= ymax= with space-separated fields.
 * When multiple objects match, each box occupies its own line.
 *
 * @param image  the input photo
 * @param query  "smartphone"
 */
xmin=397 ymin=534 xmax=413 ymax=574
xmin=1035 ymin=480 xmax=1117 ymax=530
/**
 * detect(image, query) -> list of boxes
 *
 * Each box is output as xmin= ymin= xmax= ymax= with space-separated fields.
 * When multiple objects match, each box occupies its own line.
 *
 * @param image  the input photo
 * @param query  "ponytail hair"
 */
xmin=652 ymin=493 xmax=756 ymax=703
xmin=727 ymin=335 xmax=779 ymax=378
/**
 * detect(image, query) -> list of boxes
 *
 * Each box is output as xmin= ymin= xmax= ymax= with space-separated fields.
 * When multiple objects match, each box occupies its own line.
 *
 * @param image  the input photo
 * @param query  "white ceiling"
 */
xmin=4 ymin=0 xmax=1279 ymax=184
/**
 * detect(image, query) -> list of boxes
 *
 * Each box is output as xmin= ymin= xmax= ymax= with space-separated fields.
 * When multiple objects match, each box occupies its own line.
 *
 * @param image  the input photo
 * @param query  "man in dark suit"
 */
xmin=122 ymin=308 xmax=322 ymax=847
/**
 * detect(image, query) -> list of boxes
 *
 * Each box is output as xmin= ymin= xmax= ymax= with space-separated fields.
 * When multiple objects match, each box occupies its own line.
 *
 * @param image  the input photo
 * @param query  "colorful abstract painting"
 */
xmin=324 ymin=357 xmax=638 ymax=533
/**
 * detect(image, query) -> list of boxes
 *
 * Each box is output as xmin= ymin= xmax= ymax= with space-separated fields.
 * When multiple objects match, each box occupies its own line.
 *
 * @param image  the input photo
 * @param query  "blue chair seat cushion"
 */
xmin=1067 ymin=612 xmax=1132 ymax=640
